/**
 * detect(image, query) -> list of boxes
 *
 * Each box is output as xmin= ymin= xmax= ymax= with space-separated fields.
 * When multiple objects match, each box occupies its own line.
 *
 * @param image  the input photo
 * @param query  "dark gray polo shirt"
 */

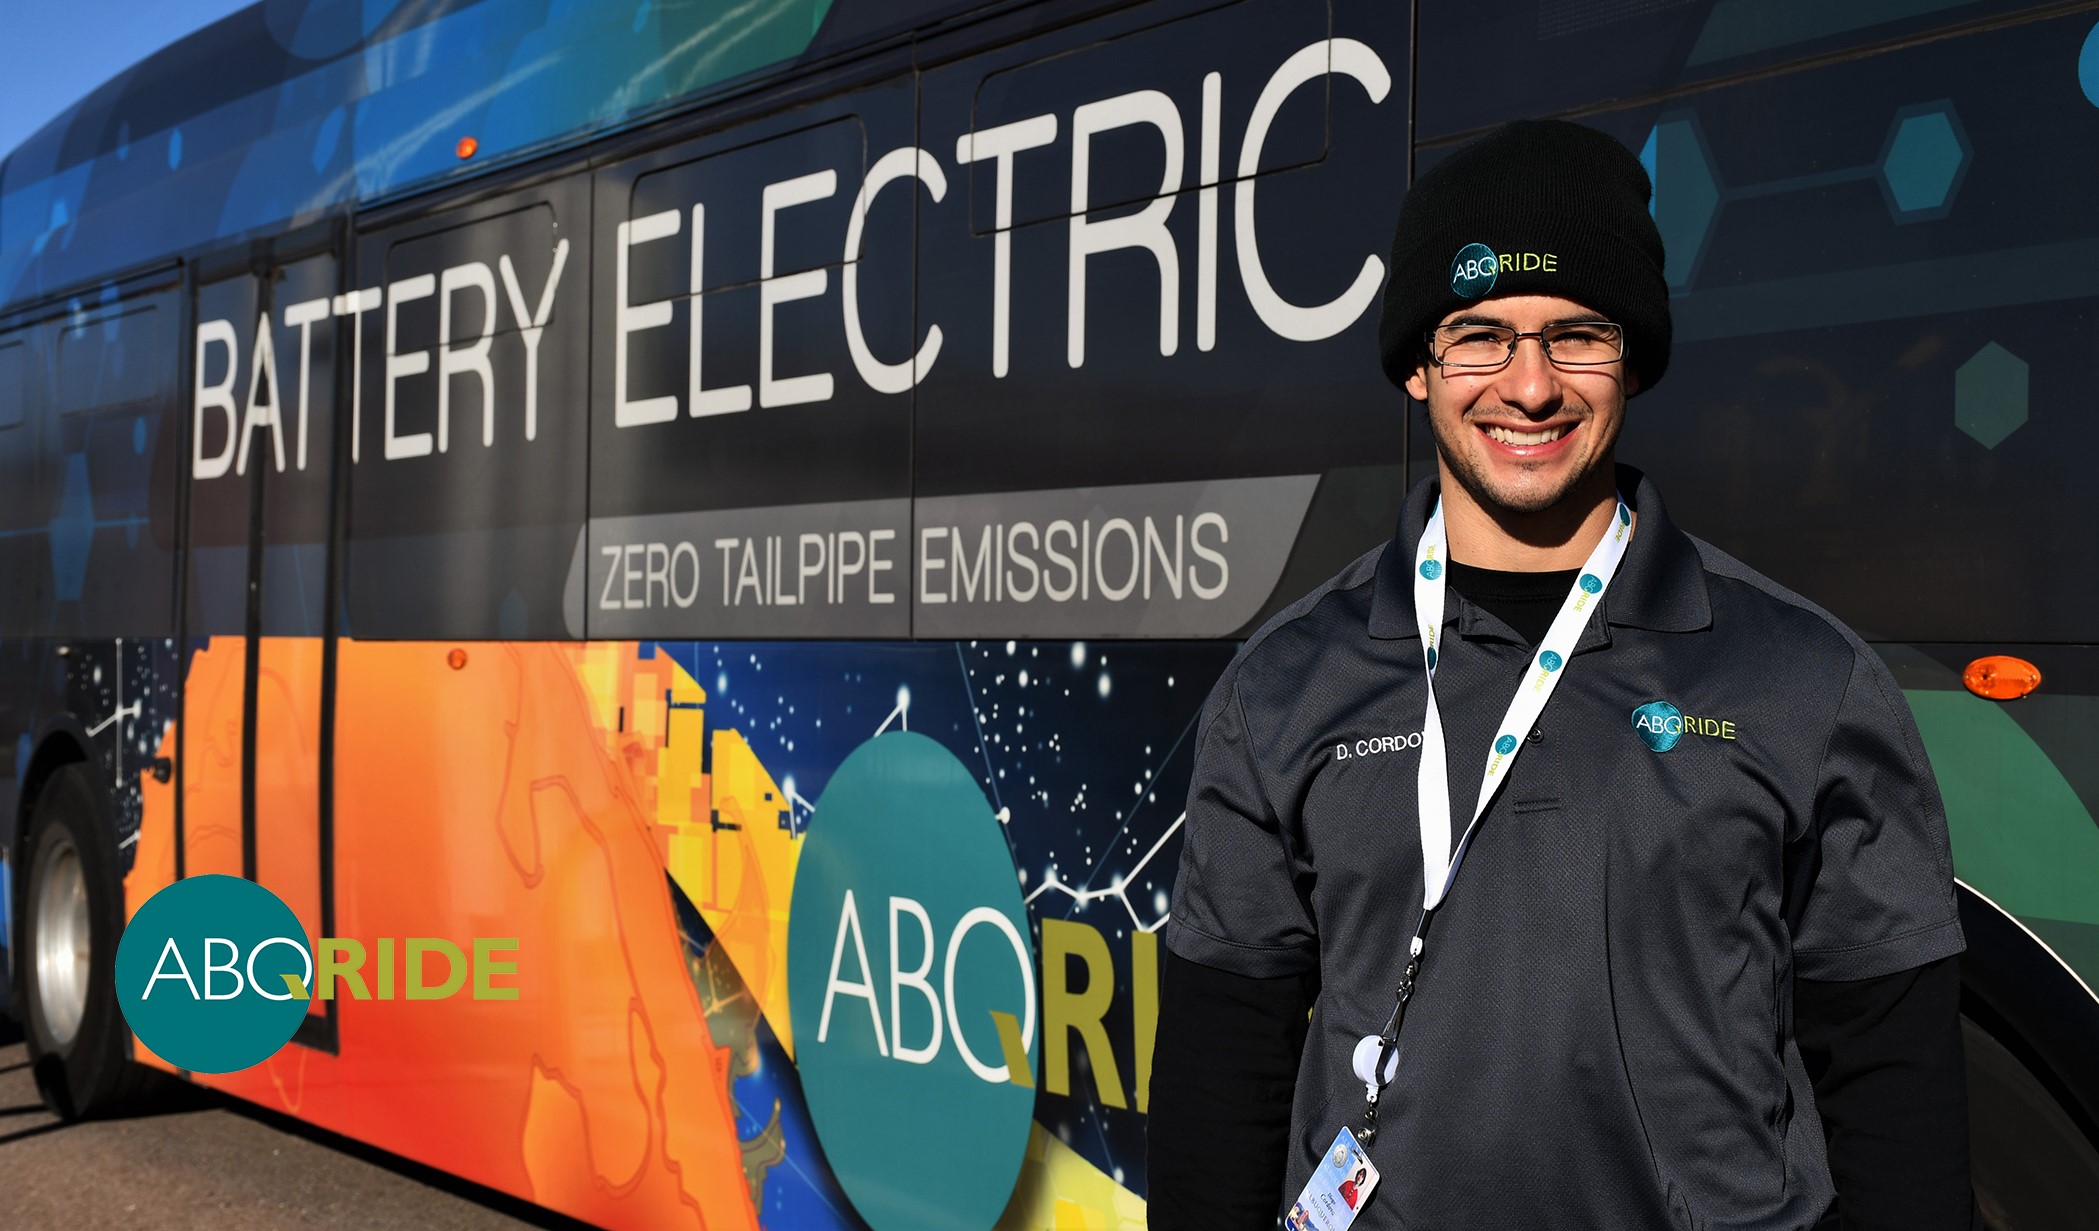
xmin=1164 ymin=466 xmax=1963 ymax=1231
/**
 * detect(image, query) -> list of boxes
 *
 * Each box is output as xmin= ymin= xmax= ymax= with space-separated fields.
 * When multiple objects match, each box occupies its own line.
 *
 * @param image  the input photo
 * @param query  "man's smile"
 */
xmin=1474 ymin=417 xmax=1580 ymax=457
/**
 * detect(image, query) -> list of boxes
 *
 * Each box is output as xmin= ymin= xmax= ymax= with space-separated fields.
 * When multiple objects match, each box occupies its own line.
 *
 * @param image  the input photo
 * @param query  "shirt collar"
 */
xmin=1366 ymin=463 xmax=1711 ymax=640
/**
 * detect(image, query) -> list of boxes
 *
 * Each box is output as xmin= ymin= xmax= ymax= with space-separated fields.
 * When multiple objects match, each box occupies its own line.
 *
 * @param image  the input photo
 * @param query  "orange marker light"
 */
xmin=456 ymin=136 xmax=478 ymax=160
xmin=1963 ymin=655 xmax=2040 ymax=701
xmin=447 ymin=648 xmax=469 ymax=671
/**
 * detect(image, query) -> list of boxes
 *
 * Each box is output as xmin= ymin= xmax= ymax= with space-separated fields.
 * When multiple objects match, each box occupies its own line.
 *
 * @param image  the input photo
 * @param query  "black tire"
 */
xmin=20 ymin=762 xmax=160 ymax=1119
xmin=1966 ymin=1014 xmax=2099 ymax=1230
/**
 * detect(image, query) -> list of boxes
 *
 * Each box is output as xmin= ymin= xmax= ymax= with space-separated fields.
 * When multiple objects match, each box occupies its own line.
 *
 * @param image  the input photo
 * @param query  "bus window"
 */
xmin=0 ymin=334 xmax=37 ymax=637
xmin=347 ymin=176 xmax=590 ymax=640
xmin=0 ymin=340 xmax=23 ymax=429
xmin=40 ymin=289 xmax=181 ymax=638
xmin=57 ymin=305 xmax=164 ymax=416
xmin=585 ymin=87 xmax=914 ymax=640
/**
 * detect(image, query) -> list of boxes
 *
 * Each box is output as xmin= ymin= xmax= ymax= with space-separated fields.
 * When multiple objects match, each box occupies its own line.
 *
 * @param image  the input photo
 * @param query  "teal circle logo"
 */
xmin=1426 ymin=646 xmax=1438 ymax=670
xmin=1632 ymin=700 xmax=1684 ymax=753
xmin=1619 ymin=503 xmax=1632 ymax=526
xmin=787 ymin=733 xmax=1037 ymax=1231
xmin=114 ymin=875 xmax=313 ymax=1073
xmin=1579 ymin=573 xmax=1603 ymax=594
xmin=1539 ymin=651 xmax=1563 ymax=672
xmin=1419 ymin=559 xmax=1442 ymax=581
xmin=1450 ymin=242 xmax=1499 ymax=298
xmin=1494 ymin=734 xmax=1519 ymax=755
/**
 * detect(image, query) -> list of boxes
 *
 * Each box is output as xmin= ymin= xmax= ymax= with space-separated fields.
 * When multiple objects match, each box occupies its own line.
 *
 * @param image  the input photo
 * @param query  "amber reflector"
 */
xmin=447 ymin=648 xmax=469 ymax=671
xmin=456 ymin=136 xmax=479 ymax=160
xmin=1963 ymin=655 xmax=2040 ymax=701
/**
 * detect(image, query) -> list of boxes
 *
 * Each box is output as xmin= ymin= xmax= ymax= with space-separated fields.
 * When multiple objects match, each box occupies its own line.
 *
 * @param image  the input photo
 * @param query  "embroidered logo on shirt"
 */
xmin=1631 ymin=700 xmax=1739 ymax=753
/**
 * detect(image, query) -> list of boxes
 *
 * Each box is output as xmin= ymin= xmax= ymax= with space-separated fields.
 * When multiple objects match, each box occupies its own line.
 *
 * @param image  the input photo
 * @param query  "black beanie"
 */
xmin=1377 ymin=120 xmax=1671 ymax=393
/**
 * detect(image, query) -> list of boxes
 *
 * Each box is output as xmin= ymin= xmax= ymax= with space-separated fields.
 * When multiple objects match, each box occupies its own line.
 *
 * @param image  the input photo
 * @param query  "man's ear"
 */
xmin=1404 ymin=361 xmax=1431 ymax=402
xmin=1624 ymin=368 xmax=1642 ymax=398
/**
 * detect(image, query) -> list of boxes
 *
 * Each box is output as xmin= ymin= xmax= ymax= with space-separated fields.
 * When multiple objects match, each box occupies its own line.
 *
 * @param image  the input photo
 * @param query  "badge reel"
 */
xmin=1351 ymin=1034 xmax=1401 ymax=1090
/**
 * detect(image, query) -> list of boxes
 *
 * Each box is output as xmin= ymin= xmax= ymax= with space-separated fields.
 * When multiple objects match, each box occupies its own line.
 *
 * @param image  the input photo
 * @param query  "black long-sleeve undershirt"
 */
xmin=1797 ymin=959 xmax=1977 ymax=1230
xmin=1146 ymin=953 xmax=1974 ymax=1230
xmin=1147 ymin=955 xmax=1318 ymax=1231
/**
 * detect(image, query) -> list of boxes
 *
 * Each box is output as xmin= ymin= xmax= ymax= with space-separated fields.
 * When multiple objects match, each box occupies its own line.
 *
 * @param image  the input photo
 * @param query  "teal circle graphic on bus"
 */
xmin=786 ymin=732 xmax=1037 ymax=1231
xmin=1539 ymin=651 xmax=1563 ymax=672
xmin=1450 ymin=242 xmax=1499 ymax=298
xmin=113 ymin=875 xmax=313 ymax=1074
xmin=1579 ymin=573 xmax=1603 ymax=595
xmin=2081 ymin=22 xmax=2099 ymax=107
xmin=1632 ymin=700 xmax=1684 ymax=753
xmin=1419 ymin=559 xmax=1442 ymax=581
xmin=1494 ymin=734 xmax=1519 ymax=755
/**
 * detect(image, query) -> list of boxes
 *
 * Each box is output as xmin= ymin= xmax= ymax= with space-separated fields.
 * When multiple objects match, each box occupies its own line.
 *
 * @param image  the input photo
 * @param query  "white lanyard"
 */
xmin=1411 ymin=494 xmax=1633 ymax=910
xmin=1353 ymin=493 xmax=1634 ymax=1142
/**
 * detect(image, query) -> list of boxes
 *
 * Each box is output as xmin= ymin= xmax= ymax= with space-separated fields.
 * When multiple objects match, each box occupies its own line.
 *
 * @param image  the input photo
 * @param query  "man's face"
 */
xmin=1403 ymin=294 xmax=1637 ymax=517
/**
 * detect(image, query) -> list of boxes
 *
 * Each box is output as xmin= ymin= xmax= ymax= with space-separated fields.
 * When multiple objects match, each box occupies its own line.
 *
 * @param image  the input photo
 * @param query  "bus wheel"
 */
xmin=1966 ymin=1015 xmax=2099 ymax=1229
xmin=22 ymin=763 xmax=157 ymax=1119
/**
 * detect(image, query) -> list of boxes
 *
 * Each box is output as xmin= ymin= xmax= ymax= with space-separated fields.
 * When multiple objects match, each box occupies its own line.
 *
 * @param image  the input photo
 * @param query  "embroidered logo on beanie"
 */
xmin=1450 ymin=244 xmax=1565 ymax=299
xmin=1450 ymin=242 xmax=1499 ymax=297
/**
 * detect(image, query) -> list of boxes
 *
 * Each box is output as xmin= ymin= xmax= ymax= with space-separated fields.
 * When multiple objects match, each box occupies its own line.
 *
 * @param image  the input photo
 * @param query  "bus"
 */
xmin=2 ymin=1 xmax=2096 ymax=1227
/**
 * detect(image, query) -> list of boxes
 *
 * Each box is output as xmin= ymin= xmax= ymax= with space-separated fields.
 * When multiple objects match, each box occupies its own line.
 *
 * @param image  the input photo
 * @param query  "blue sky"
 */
xmin=0 ymin=0 xmax=255 ymax=161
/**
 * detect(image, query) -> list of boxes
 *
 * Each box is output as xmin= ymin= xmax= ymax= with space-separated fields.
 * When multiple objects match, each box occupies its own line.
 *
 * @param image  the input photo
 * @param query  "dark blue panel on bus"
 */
xmin=1505 ymin=9 xmax=2099 ymax=643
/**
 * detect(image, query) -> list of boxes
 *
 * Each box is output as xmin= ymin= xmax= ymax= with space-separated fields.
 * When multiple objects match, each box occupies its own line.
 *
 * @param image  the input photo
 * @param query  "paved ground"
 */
xmin=0 ymin=1024 xmax=594 ymax=1230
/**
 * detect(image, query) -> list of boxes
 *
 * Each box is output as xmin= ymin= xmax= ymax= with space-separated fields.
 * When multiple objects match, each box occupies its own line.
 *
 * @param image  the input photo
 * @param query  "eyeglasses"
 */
xmin=1426 ymin=322 xmax=1626 ymax=368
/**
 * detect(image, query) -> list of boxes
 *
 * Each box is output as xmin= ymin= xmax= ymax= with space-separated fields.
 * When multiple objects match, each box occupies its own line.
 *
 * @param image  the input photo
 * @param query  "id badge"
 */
xmin=1286 ymin=1127 xmax=1381 ymax=1231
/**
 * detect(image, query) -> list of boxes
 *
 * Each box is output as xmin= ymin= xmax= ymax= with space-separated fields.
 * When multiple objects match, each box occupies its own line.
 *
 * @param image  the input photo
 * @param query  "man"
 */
xmin=1147 ymin=121 xmax=1973 ymax=1231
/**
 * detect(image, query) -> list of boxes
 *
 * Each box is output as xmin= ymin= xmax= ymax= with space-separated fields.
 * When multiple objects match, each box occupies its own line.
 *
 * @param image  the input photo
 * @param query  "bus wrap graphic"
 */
xmin=786 ymin=731 xmax=1039 ymax=1231
xmin=114 ymin=875 xmax=313 ymax=1073
xmin=115 ymin=875 xmax=523 ymax=1073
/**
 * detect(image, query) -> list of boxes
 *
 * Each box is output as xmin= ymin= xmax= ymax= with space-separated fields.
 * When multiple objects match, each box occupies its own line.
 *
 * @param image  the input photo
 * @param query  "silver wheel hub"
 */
xmin=32 ymin=833 xmax=90 ymax=1048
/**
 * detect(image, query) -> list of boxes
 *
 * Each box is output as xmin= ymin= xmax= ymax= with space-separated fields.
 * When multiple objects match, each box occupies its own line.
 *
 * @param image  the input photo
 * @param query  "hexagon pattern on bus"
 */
xmin=1954 ymin=342 xmax=2028 ymax=449
xmin=1639 ymin=116 xmax=1720 ymax=292
xmin=1879 ymin=104 xmax=1970 ymax=221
